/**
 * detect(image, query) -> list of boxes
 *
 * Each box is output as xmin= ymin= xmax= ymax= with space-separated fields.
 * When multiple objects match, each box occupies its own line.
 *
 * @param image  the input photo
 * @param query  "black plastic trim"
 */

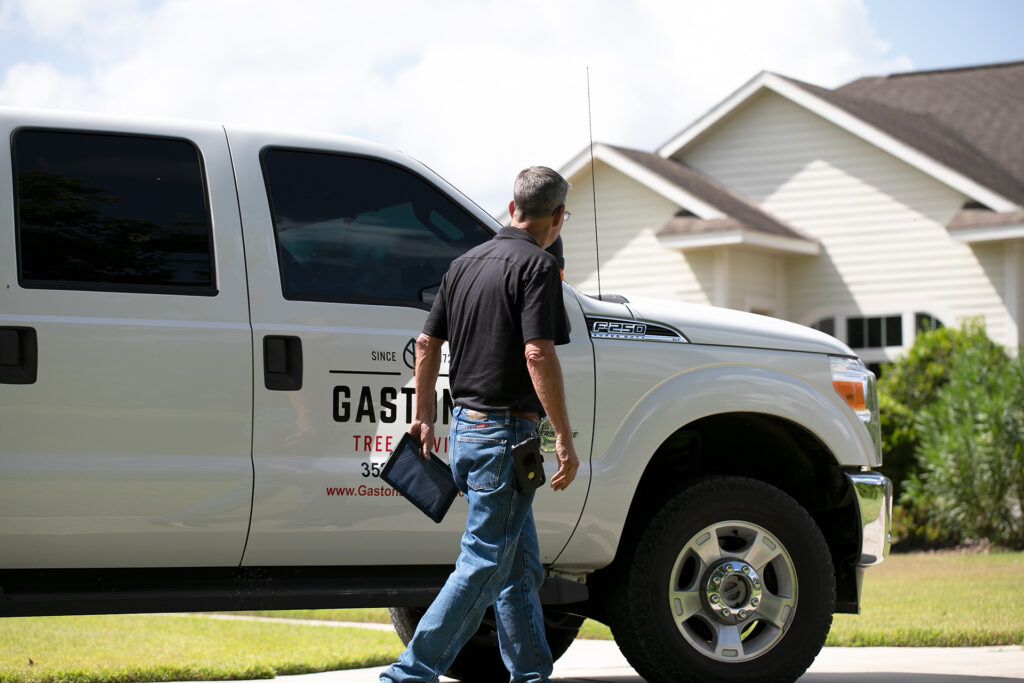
xmin=263 ymin=335 xmax=303 ymax=391
xmin=0 ymin=327 xmax=37 ymax=384
xmin=0 ymin=566 xmax=588 ymax=617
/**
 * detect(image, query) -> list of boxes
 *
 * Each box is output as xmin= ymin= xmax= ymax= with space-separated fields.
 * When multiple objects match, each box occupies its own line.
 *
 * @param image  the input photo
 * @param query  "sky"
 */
xmin=1 ymin=0 xmax=1022 ymax=215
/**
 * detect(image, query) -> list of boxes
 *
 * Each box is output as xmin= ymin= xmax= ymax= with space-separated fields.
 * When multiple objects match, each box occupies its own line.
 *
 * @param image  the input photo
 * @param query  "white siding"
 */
xmin=729 ymin=249 xmax=786 ymax=316
xmin=680 ymin=90 xmax=1019 ymax=350
xmin=563 ymin=162 xmax=711 ymax=304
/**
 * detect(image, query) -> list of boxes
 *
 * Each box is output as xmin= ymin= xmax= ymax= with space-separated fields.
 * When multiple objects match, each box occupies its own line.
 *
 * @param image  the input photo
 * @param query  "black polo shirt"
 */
xmin=423 ymin=226 xmax=570 ymax=414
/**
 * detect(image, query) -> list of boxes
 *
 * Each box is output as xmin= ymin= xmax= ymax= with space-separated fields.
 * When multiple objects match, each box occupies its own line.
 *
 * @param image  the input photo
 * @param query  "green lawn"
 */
xmin=0 ymin=614 xmax=402 ymax=683
xmin=827 ymin=551 xmax=1024 ymax=646
xmin=2 ymin=552 xmax=1021 ymax=683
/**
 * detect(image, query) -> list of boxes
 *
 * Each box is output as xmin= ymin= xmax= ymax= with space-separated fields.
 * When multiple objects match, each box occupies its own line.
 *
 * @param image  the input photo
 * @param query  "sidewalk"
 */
xmin=274 ymin=640 xmax=1024 ymax=682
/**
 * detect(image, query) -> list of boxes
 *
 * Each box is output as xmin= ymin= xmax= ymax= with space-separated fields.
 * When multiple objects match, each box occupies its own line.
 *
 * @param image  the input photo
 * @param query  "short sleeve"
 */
xmin=520 ymin=263 xmax=569 ymax=345
xmin=422 ymin=275 xmax=449 ymax=340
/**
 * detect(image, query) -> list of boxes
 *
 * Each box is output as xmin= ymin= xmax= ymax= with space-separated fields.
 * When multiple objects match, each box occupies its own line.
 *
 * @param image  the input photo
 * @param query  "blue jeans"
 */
xmin=381 ymin=406 xmax=553 ymax=683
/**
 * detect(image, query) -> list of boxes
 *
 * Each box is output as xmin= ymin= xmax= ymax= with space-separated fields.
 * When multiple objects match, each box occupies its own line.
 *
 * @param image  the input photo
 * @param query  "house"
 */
xmin=557 ymin=61 xmax=1024 ymax=369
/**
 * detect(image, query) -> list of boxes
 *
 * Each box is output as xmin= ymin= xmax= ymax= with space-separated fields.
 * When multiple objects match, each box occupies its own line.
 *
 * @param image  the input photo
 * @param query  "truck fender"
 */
xmin=557 ymin=363 xmax=874 ymax=566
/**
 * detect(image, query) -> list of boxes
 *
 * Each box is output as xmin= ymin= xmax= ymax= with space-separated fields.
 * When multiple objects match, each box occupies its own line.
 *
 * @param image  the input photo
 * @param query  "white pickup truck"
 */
xmin=0 ymin=107 xmax=891 ymax=683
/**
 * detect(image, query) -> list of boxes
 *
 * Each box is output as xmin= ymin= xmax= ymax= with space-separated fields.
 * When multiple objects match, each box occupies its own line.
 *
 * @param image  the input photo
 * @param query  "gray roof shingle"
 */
xmin=837 ymin=61 xmax=1024 ymax=193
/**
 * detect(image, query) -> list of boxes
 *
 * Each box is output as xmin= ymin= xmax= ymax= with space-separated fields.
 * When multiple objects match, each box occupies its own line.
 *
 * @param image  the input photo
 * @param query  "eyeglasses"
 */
xmin=552 ymin=205 xmax=571 ymax=221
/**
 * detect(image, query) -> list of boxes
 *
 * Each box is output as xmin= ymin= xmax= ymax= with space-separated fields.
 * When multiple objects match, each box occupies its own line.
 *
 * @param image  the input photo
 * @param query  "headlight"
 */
xmin=830 ymin=356 xmax=882 ymax=461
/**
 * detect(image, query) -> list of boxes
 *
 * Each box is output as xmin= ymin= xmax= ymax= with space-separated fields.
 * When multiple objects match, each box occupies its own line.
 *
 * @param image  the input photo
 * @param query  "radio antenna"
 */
xmin=586 ymin=66 xmax=603 ymax=300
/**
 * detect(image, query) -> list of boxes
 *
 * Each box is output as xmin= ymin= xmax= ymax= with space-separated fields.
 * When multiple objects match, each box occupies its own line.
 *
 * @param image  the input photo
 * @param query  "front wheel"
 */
xmin=607 ymin=476 xmax=835 ymax=683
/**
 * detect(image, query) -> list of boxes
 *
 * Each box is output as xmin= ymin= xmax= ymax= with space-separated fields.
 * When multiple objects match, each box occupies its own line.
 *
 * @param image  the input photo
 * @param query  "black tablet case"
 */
xmin=381 ymin=432 xmax=459 ymax=523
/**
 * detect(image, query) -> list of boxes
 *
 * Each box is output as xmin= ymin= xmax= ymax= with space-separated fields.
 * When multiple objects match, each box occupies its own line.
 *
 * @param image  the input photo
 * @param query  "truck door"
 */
xmin=230 ymin=132 xmax=594 ymax=566
xmin=0 ymin=114 xmax=253 ymax=568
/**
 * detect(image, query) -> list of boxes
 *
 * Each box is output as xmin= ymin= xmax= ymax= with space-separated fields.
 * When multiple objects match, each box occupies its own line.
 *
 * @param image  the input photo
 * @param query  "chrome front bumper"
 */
xmin=846 ymin=471 xmax=893 ymax=566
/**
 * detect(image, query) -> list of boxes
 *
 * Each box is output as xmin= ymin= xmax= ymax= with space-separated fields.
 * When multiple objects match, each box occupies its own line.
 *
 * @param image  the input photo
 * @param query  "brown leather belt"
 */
xmin=510 ymin=410 xmax=540 ymax=422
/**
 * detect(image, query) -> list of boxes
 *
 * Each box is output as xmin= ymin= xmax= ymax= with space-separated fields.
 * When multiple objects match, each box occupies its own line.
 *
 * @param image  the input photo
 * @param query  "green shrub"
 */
xmin=878 ymin=320 xmax=1007 ymax=502
xmin=902 ymin=332 xmax=1024 ymax=549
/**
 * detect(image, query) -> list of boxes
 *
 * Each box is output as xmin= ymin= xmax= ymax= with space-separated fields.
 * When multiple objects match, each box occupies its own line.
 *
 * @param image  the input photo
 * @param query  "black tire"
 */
xmin=388 ymin=605 xmax=584 ymax=682
xmin=606 ymin=476 xmax=835 ymax=683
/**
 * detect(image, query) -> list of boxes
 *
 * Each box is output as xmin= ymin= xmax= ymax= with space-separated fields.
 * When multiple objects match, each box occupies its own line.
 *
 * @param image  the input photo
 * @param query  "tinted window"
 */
xmin=13 ymin=129 xmax=215 ymax=294
xmin=261 ymin=149 xmax=493 ymax=307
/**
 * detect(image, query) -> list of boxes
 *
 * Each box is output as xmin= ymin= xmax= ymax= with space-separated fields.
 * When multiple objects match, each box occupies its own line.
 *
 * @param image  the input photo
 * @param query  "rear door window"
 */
xmin=13 ymin=129 xmax=215 ymax=295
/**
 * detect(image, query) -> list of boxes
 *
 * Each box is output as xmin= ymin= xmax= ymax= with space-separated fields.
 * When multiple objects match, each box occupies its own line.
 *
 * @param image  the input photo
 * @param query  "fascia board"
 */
xmin=658 ymin=229 xmax=820 ymax=255
xmin=656 ymin=71 xmax=771 ymax=159
xmin=949 ymin=223 xmax=1024 ymax=243
xmin=561 ymin=143 xmax=725 ymax=219
xmin=560 ymin=146 xmax=598 ymax=184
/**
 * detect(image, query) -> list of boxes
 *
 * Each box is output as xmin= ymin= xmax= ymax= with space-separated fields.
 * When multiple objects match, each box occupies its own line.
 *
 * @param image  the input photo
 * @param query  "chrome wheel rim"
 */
xmin=668 ymin=520 xmax=798 ymax=662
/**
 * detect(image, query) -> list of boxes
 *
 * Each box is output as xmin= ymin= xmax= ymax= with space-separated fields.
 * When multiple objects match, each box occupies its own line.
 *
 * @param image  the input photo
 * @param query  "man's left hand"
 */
xmin=409 ymin=419 xmax=435 ymax=459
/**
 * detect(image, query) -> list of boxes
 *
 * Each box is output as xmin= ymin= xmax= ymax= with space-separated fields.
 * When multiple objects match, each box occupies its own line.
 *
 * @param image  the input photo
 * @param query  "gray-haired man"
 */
xmin=381 ymin=166 xmax=579 ymax=682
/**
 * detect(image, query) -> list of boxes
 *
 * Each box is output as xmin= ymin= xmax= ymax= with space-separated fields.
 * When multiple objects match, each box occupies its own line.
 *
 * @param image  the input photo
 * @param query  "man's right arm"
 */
xmin=410 ymin=333 xmax=443 ymax=458
xmin=525 ymin=338 xmax=578 ymax=491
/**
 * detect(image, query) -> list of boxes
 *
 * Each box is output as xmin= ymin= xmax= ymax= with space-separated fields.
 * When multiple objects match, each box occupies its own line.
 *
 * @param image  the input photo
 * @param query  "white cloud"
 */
xmin=0 ymin=0 xmax=912 ymax=213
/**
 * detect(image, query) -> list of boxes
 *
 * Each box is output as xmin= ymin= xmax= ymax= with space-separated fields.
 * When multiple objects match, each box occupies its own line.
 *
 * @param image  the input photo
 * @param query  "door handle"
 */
xmin=263 ymin=335 xmax=303 ymax=391
xmin=0 ymin=327 xmax=37 ymax=385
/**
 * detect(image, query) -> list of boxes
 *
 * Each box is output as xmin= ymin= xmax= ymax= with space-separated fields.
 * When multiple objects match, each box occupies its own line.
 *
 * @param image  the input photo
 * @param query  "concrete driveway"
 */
xmin=283 ymin=639 xmax=1024 ymax=682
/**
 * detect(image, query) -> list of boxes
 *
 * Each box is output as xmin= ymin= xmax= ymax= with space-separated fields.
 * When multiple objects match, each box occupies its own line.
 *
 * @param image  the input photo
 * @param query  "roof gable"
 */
xmin=837 ymin=61 xmax=1024 ymax=189
xmin=657 ymin=69 xmax=1024 ymax=212
xmin=560 ymin=143 xmax=818 ymax=255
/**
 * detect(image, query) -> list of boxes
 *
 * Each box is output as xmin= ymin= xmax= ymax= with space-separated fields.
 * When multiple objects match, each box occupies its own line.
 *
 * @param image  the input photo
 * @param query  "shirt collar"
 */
xmin=496 ymin=225 xmax=539 ymax=246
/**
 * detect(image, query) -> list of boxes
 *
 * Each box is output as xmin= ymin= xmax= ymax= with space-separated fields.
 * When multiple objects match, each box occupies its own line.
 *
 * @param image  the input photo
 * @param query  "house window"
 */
xmin=847 ymin=315 xmax=902 ymax=349
xmin=810 ymin=317 xmax=835 ymax=336
xmin=807 ymin=312 xmax=944 ymax=374
xmin=915 ymin=313 xmax=943 ymax=333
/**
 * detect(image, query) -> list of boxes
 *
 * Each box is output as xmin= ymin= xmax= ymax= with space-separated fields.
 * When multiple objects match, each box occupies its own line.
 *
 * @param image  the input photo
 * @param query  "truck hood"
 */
xmin=572 ymin=290 xmax=854 ymax=357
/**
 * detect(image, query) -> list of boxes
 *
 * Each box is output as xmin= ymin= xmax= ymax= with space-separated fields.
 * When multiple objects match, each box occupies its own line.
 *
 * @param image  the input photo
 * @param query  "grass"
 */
xmin=2 ymin=553 xmax=1020 ymax=682
xmin=223 ymin=608 xmax=392 ymax=624
xmin=227 ymin=553 xmax=1024 ymax=647
xmin=826 ymin=551 xmax=1024 ymax=646
xmin=0 ymin=613 xmax=403 ymax=683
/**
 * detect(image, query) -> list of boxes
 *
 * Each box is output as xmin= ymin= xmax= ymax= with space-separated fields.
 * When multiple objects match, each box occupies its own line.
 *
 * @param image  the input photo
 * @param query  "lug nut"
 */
xmin=739 ymin=610 xmax=748 ymax=619
xmin=713 ymin=576 xmax=721 ymax=585
xmin=742 ymin=566 xmax=750 ymax=574
xmin=751 ymin=597 xmax=760 ymax=607
xmin=710 ymin=594 xmax=720 ymax=604
xmin=722 ymin=608 xmax=731 ymax=616
xmin=753 ymin=579 xmax=761 ymax=588
xmin=725 ymin=565 xmax=734 ymax=573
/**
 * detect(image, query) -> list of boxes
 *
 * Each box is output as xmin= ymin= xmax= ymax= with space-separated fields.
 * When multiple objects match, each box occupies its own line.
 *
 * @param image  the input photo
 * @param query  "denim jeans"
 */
xmin=380 ymin=406 xmax=553 ymax=683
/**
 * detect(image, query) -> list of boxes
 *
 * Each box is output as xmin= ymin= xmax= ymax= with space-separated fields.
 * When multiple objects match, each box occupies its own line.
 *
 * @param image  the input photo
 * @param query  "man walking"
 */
xmin=381 ymin=166 xmax=579 ymax=683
